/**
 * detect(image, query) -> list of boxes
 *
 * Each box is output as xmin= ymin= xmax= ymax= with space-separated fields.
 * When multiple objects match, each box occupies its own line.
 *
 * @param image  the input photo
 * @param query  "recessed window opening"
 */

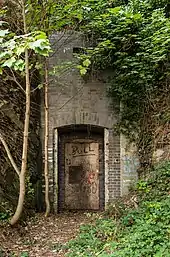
xmin=69 ymin=165 xmax=83 ymax=184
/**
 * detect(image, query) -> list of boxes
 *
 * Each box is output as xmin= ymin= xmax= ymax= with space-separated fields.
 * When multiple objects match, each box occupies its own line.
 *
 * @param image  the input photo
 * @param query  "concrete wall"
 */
xmin=41 ymin=31 xmax=138 ymax=211
xmin=120 ymin=135 xmax=139 ymax=195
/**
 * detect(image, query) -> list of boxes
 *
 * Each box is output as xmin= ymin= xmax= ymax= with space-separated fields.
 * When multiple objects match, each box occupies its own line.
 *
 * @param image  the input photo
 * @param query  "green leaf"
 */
xmin=29 ymin=39 xmax=48 ymax=50
xmin=2 ymin=56 xmax=16 ymax=68
xmin=13 ymin=59 xmax=25 ymax=71
xmin=38 ymin=83 xmax=44 ymax=89
xmin=29 ymin=38 xmax=51 ymax=56
xmin=15 ymin=46 xmax=25 ymax=56
xmin=133 ymin=13 xmax=142 ymax=20
xmin=34 ymin=31 xmax=47 ymax=40
xmin=20 ymin=252 xmax=29 ymax=257
xmin=108 ymin=6 xmax=121 ymax=14
xmin=0 ymin=29 xmax=9 ymax=37
xmin=35 ymin=62 xmax=43 ymax=70
xmin=80 ymin=67 xmax=87 ymax=76
xmin=0 ymin=50 xmax=11 ymax=59
xmin=0 ymin=67 xmax=3 ymax=75
xmin=83 ymin=59 xmax=91 ymax=67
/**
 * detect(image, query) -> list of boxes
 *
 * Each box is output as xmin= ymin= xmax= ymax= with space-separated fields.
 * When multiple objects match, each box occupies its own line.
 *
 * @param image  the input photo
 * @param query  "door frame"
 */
xmin=53 ymin=125 xmax=109 ymax=213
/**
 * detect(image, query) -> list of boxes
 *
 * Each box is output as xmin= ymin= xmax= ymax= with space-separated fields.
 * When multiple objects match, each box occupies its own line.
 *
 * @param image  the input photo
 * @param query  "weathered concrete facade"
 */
xmin=120 ymin=135 xmax=139 ymax=195
xmin=41 ymin=32 xmax=138 ymax=212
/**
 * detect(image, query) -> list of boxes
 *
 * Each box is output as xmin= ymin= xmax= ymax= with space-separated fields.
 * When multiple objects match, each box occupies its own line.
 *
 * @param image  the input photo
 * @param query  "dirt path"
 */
xmin=0 ymin=212 xmax=90 ymax=257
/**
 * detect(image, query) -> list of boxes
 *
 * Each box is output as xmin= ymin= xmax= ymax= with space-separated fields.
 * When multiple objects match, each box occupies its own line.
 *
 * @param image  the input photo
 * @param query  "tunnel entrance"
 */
xmin=57 ymin=125 xmax=105 ymax=211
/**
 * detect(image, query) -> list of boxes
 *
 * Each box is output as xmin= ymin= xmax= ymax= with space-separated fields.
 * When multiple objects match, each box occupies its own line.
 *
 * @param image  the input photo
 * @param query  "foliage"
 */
xmin=67 ymin=161 xmax=170 ymax=257
xmin=25 ymin=175 xmax=35 ymax=204
xmin=49 ymin=0 xmax=170 ymax=171
xmin=136 ymin=161 xmax=170 ymax=201
xmin=20 ymin=252 xmax=29 ymax=257
xmin=0 ymin=0 xmax=52 ymax=223
xmin=19 ymin=0 xmax=169 ymax=172
xmin=0 ymin=211 xmax=10 ymax=221
xmin=0 ymin=29 xmax=50 ymax=73
xmin=67 ymin=219 xmax=117 ymax=257
xmin=0 ymin=201 xmax=13 ymax=221
xmin=0 ymin=250 xmax=29 ymax=257
xmin=0 ymin=7 xmax=50 ymax=73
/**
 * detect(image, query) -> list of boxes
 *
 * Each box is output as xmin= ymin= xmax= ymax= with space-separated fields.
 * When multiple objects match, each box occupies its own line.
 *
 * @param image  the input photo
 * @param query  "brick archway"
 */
xmin=56 ymin=125 xmax=105 ymax=212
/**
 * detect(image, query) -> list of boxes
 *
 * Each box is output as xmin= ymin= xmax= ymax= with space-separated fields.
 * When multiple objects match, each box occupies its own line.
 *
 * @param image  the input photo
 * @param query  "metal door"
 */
xmin=64 ymin=142 xmax=99 ymax=209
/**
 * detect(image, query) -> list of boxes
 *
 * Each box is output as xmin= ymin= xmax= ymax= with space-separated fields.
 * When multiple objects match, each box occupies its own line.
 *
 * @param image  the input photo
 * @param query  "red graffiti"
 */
xmin=87 ymin=172 xmax=95 ymax=184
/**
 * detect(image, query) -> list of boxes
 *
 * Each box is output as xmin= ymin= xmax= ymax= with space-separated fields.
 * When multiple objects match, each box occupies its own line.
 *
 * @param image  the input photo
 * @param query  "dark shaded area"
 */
xmin=165 ymin=3 xmax=170 ymax=17
xmin=69 ymin=165 xmax=83 ymax=184
xmin=0 ymin=72 xmax=42 ymax=214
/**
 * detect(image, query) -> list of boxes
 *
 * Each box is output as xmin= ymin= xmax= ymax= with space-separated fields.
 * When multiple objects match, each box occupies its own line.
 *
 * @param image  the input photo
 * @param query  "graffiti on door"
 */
xmin=80 ymin=169 xmax=98 ymax=195
xmin=65 ymin=142 xmax=99 ymax=209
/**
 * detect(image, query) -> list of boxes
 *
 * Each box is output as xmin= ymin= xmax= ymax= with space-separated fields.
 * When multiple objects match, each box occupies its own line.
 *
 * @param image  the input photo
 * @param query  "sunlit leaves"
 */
xmin=0 ymin=29 xmax=9 ymax=37
xmin=77 ymin=65 xmax=87 ymax=75
xmin=0 ymin=30 xmax=51 ymax=72
xmin=2 ymin=57 xmax=16 ymax=68
xmin=108 ymin=6 xmax=122 ymax=14
xmin=82 ymin=59 xmax=91 ymax=67
xmin=29 ymin=38 xmax=50 ymax=56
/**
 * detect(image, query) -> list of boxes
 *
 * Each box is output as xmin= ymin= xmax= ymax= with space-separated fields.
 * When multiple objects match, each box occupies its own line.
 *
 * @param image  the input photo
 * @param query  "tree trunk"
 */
xmin=44 ymin=59 xmax=50 ymax=217
xmin=10 ymin=0 xmax=30 ymax=225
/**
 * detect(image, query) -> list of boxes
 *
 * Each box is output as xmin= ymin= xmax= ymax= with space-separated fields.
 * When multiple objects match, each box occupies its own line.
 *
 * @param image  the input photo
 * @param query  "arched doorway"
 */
xmin=57 ymin=125 xmax=105 ymax=211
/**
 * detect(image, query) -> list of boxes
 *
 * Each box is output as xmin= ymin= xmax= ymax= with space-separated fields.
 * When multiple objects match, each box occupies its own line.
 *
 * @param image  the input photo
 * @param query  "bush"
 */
xmin=67 ymin=162 xmax=170 ymax=257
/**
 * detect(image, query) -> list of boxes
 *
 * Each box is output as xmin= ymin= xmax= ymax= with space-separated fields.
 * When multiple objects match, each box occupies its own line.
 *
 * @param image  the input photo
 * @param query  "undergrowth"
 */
xmin=67 ymin=161 xmax=170 ymax=257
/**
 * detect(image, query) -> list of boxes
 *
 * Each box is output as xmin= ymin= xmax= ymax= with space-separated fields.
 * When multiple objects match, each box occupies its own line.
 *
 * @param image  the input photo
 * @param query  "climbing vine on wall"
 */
xmin=27 ymin=0 xmax=170 ymax=175
xmin=59 ymin=0 xmax=170 ymax=174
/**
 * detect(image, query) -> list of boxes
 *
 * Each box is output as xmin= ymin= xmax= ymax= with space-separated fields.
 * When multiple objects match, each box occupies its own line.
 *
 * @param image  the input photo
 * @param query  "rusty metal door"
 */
xmin=64 ymin=142 xmax=99 ymax=210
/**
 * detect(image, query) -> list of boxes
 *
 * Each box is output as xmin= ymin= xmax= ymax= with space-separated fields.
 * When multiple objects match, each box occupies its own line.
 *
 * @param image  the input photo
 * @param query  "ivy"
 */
xmin=60 ymin=0 xmax=170 ymax=171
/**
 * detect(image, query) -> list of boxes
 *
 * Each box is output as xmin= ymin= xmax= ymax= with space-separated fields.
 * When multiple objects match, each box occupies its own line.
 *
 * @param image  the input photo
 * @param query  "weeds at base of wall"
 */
xmin=66 ymin=161 xmax=170 ymax=257
xmin=0 ymin=175 xmax=35 ymax=224
xmin=0 ymin=249 xmax=29 ymax=257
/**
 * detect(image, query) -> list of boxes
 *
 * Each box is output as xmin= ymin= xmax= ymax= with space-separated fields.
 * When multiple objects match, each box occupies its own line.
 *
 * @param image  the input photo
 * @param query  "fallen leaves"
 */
xmin=0 ymin=212 xmax=90 ymax=257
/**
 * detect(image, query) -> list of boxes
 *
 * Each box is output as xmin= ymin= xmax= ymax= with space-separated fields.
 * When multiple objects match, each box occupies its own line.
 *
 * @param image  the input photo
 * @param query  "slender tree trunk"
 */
xmin=44 ymin=59 xmax=50 ymax=217
xmin=10 ymin=0 xmax=31 ymax=225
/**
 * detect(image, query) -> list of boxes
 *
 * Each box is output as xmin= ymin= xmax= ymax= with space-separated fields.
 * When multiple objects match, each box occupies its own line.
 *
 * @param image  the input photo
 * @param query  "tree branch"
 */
xmin=0 ymin=132 xmax=20 ymax=177
xmin=10 ymin=69 xmax=26 ymax=94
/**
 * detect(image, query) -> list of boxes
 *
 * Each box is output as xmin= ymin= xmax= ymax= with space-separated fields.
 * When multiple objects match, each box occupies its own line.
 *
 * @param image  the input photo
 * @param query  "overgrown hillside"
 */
xmin=0 ymin=1 xmax=42 ymax=216
xmin=0 ymin=73 xmax=41 ymax=217
xmin=58 ymin=0 xmax=170 ymax=174
xmin=67 ymin=161 xmax=170 ymax=257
